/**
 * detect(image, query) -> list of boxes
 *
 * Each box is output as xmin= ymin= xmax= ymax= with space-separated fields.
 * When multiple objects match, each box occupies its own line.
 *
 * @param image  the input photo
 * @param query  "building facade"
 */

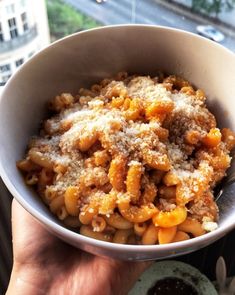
xmin=0 ymin=0 xmax=50 ymax=86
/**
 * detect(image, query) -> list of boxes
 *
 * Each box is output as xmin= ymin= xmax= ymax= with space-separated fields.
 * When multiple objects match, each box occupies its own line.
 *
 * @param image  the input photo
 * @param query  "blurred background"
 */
xmin=1 ymin=0 xmax=235 ymax=90
xmin=0 ymin=0 xmax=235 ymax=294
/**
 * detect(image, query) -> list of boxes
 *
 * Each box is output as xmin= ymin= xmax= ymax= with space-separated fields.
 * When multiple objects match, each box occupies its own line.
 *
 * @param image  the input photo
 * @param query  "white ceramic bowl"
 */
xmin=1 ymin=25 xmax=235 ymax=260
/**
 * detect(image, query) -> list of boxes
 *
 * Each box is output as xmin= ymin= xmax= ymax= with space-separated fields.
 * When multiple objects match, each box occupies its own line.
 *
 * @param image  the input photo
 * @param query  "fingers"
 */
xmin=12 ymin=199 xmax=43 ymax=245
xmin=11 ymin=199 xmax=52 ymax=263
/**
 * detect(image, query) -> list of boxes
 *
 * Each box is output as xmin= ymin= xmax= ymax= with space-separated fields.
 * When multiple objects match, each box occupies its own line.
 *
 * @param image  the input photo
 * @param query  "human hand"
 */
xmin=7 ymin=199 xmax=151 ymax=295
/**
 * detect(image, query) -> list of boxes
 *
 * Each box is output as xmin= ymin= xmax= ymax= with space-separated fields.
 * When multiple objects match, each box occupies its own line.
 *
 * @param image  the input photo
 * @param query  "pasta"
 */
xmin=158 ymin=226 xmax=177 ymax=244
xmin=17 ymin=72 xmax=235 ymax=245
xmin=113 ymin=228 xmax=133 ymax=244
xmin=142 ymin=224 xmax=158 ymax=245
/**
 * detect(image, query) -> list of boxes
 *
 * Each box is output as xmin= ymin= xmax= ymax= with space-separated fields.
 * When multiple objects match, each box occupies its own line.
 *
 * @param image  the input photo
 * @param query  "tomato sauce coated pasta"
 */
xmin=17 ymin=72 xmax=235 ymax=245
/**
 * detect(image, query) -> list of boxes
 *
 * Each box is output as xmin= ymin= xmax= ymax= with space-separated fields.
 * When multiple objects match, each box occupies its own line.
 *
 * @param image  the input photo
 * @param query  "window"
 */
xmin=21 ymin=12 xmax=29 ymax=32
xmin=0 ymin=23 xmax=3 ymax=42
xmin=0 ymin=64 xmax=11 ymax=73
xmin=8 ymin=17 xmax=18 ymax=39
xmin=5 ymin=4 xmax=15 ymax=14
xmin=0 ymin=74 xmax=11 ymax=86
xmin=15 ymin=58 xmax=24 ymax=67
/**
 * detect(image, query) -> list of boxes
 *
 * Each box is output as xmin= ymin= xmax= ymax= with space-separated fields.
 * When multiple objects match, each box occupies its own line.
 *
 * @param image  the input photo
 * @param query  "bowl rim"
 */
xmin=1 ymin=24 xmax=235 ymax=253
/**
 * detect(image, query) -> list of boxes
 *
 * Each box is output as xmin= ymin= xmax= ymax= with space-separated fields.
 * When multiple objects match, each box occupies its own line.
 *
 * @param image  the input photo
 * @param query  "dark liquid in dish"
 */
xmin=147 ymin=277 xmax=198 ymax=295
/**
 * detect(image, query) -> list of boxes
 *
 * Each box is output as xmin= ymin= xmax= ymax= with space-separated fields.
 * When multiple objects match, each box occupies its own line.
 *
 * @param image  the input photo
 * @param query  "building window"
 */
xmin=8 ymin=18 xmax=18 ymax=39
xmin=0 ymin=23 xmax=3 ymax=42
xmin=21 ymin=12 xmax=29 ymax=32
xmin=0 ymin=75 xmax=11 ymax=86
xmin=6 ymin=4 xmax=15 ymax=14
xmin=0 ymin=64 xmax=11 ymax=73
xmin=15 ymin=58 xmax=24 ymax=67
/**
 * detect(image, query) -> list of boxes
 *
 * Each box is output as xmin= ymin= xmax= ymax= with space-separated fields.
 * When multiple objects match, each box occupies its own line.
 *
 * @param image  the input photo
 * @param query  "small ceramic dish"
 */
xmin=129 ymin=261 xmax=217 ymax=295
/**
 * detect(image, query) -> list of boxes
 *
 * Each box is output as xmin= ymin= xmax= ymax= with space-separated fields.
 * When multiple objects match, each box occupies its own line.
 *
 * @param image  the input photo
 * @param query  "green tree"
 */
xmin=46 ymin=0 xmax=100 ymax=40
xmin=192 ymin=0 xmax=235 ymax=17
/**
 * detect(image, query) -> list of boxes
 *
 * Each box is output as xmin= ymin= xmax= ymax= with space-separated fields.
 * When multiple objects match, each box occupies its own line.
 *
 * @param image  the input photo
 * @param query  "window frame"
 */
xmin=15 ymin=58 xmax=24 ymax=67
xmin=8 ymin=17 xmax=18 ymax=39
xmin=0 ymin=23 xmax=3 ymax=42
xmin=0 ymin=64 xmax=11 ymax=73
xmin=21 ymin=12 xmax=29 ymax=32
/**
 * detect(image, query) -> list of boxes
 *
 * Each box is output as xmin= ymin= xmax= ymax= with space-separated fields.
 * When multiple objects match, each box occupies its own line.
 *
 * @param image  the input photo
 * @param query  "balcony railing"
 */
xmin=0 ymin=25 xmax=38 ymax=54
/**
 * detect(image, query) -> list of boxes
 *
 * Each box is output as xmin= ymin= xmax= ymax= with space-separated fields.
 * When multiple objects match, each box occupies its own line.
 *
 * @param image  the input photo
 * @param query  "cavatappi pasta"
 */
xmin=17 ymin=72 xmax=235 ymax=245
